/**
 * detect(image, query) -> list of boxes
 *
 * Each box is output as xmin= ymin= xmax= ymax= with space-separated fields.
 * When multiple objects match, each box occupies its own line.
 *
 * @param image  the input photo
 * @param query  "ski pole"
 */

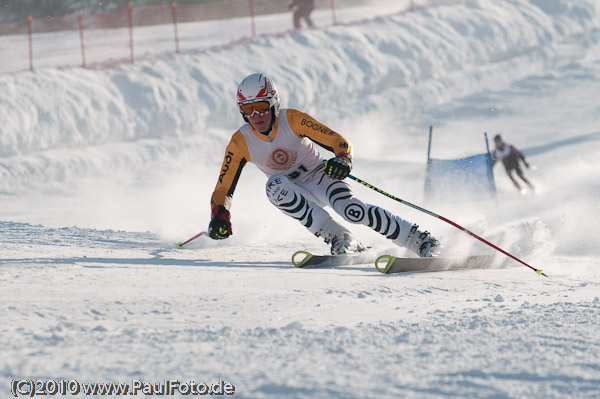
xmin=348 ymin=174 xmax=546 ymax=277
xmin=177 ymin=231 xmax=208 ymax=248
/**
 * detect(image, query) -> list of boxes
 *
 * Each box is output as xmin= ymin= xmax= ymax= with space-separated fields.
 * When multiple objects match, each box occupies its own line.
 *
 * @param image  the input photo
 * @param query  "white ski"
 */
xmin=375 ymin=254 xmax=496 ymax=274
xmin=291 ymin=250 xmax=377 ymax=268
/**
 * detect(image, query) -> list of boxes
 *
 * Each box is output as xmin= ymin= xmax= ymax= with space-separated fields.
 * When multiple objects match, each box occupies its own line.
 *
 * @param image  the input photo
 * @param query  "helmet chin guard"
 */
xmin=237 ymin=73 xmax=280 ymax=122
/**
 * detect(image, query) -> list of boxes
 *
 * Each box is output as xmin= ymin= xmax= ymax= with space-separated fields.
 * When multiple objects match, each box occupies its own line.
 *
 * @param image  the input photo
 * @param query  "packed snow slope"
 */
xmin=1 ymin=1 xmax=600 ymax=398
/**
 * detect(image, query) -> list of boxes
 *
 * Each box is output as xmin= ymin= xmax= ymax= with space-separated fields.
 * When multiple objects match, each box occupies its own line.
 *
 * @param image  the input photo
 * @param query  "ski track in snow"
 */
xmin=2 ymin=221 xmax=600 ymax=398
xmin=2 ymin=1 xmax=600 ymax=398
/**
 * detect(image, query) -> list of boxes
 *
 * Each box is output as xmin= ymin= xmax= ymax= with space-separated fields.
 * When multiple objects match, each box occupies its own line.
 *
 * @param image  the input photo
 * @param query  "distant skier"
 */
xmin=289 ymin=0 xmax=314 ymax=29
xmin=492 ymin=134 xmax=534 ymax=193
xmin=208 ymin=73 xmax=440 ymax=256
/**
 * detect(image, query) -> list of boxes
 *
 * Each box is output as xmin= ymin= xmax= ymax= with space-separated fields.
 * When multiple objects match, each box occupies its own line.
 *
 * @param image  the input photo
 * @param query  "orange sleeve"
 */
xmin=210 ymin=130 xmax=251 ymax=213
xmin=286 ymin=108 xmax=353 ymax=158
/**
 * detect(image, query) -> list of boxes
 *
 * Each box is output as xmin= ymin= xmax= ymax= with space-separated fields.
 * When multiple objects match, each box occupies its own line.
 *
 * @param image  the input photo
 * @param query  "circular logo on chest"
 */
xmin=271 ymin=149 xmax=290 ymax=165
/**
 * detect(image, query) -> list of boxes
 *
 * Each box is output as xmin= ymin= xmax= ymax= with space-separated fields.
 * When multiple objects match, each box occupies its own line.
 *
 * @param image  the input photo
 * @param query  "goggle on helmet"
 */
xmin=237 ymin=73 xmax=280 ymax=119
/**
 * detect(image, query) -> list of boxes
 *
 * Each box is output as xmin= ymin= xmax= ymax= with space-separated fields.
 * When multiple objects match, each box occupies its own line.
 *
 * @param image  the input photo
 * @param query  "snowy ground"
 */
xmin=1 ymin=0 xmax=600 ymax=398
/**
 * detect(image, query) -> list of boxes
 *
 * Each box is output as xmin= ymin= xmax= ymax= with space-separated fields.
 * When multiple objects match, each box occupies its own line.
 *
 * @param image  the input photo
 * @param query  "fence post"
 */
xmin=128 ymin=2 xmax=134 ymax=63
xmin=330 ymin=0 xmax=337 ymax=26
xmin=27 ymin=15 xmax=33 ymax=70
xmin=248 ymin=0 xmax=256 ymax=37
xmin=172 ymin=2 xmax=180 ymax=53
xmin=77 ymin=12 xmax=87 ymax=68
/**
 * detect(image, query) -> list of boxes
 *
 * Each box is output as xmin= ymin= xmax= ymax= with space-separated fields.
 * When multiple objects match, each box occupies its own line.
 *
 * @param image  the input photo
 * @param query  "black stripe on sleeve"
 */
xmin=226 ymin=158 xmax=247 ymax=199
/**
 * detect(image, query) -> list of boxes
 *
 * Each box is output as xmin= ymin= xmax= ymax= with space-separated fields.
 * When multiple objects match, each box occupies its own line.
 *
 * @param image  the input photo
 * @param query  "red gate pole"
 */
xmin=330 ymin=0 xmax=337 ymax=26
xmin=248 ymin=0 xmax=256 ymax=37
xmin=128 ymin=2 xmax=134 ymax=63
xmin=172 ymin=2 xmax=180 ymax=53
xmin=410 ymin=0 xmax=415 ymax=12
xmin=77 ymin=12 xmax=87 ymax=68
xmin=27 ymin=15 xmax=33 ymax=70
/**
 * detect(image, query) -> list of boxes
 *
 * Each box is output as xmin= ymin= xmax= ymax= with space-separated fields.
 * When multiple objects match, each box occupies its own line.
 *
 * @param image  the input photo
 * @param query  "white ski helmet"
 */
xmin=236 ymin=73 xmax=280 ymax=120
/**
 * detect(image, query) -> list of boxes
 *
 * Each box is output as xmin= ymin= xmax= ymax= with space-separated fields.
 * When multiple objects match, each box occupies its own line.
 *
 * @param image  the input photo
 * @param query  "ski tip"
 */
xmin=375 ymin=255 xmax=396 ymax=274
xmin=291 ymin=251 xmax=313 ymax=268
xmin=176 ymin=242 xmax=183 ymax=248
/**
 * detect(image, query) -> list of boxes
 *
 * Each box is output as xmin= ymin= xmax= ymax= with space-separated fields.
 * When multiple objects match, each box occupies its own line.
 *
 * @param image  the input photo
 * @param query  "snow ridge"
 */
xmin=1 ymin=1 xmax=599 ymax=188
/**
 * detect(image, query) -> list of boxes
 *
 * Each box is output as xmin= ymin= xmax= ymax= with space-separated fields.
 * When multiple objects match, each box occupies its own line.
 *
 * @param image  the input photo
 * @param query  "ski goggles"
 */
xmin=240 ymin=101 xmax=271 ymax=116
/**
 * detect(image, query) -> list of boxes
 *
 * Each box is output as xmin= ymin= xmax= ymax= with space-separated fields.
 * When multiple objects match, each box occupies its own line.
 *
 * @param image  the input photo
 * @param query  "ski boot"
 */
xmin=316 ymin=217 xmax=366 ymax=255
xmin=404 ymin=224 xmax=440 ymax=257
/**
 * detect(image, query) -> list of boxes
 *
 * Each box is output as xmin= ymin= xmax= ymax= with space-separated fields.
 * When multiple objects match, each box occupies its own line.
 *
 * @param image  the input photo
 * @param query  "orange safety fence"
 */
xmin=0 ymin=0 xmax=461 ymax=74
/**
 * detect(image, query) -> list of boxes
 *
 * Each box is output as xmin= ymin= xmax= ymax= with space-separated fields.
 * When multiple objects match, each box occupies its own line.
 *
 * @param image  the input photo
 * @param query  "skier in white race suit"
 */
xmin=208 ymin=73 xmax=440 ymax=256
